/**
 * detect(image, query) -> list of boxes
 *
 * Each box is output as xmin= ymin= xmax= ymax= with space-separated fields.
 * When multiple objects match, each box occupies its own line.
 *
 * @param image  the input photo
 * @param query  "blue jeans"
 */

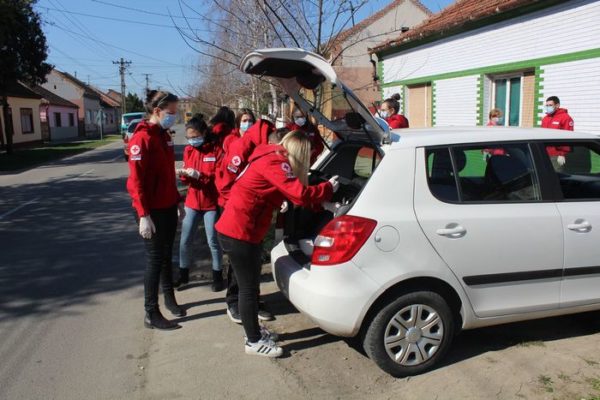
xmin=179 ymin=207 xmax=222 ymax=271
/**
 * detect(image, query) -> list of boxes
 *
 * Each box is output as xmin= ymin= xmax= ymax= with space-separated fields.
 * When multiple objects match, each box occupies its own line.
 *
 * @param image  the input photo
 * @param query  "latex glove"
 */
xmin=280 ymin=201 xmax=289 ymax=213
xmin=322 ymin=201 xmax=341 ymax=214
xmin=139 ymin=216 xmax=156 ymax=239
xmin=176 ymin=168 xmax=186 ymax=176
xmin=185 ymin=168 xmax=201 ymax=179
xmin=557 ymin=155 xmax=566 ymax=166
xmin=178 ymin=203 xmax=186 ymax=223
xmin=328 ymin=175 xmax=340 ymax=193
xmin=482 ymin=151 xmax=490 ymax=162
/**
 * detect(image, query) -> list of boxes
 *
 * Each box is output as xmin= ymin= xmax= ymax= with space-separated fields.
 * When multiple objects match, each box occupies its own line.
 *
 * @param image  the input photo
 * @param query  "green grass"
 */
xmin=0 ymin=135 xmax=121 ymax=172
xmin=538 ymin=375 xmax=554 ymax=393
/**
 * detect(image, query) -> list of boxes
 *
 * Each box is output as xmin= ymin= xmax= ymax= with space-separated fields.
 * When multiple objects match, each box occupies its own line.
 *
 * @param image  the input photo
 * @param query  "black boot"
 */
xmin=211 ymin=270 xmax=224 ymax=292
xmin=164 ymin=290 xmax=186 ymax=317
xmin=144 ymin=308 xmax=181 ymax=330
xmin=173 ymin=268 xmax=189 ymax=288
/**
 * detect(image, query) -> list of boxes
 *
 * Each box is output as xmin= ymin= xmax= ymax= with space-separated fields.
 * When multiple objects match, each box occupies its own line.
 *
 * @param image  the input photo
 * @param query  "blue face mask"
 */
xmin=187 ymin=137 xmax=204 ymax=147
xmin=160 ymin=113 xmax=177 ymax=129
xmin=240 ymin=121 xmax=252 ymax=133
xmin=544 ymin=105 xmax=556 ymax=115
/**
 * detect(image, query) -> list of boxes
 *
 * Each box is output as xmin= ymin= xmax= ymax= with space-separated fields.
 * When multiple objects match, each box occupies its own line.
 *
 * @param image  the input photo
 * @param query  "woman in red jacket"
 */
xmin=216 ymin=131 xmax=339 ymax=357
xmin=176 ymin=114 xmax=224 ymax=291
xmin=126 ymin=90 xmax=185 ymax=331
xmin=222 ymin=108 xmax=256 ymax=154
xmin=287 ymin=108 xmax=325 ymax=165
xmin=380 ymin=93 xmax=409 ymax=129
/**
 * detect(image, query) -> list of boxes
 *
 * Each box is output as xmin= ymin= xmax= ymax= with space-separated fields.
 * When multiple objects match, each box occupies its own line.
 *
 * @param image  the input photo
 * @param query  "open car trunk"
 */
xmin=240 ymin=48 xmax=390 ymax=265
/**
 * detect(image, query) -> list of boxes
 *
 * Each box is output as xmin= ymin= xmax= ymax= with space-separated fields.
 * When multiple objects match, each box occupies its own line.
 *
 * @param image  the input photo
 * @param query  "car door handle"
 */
xmin=567 ymin=220 xmax=592 ymax=233
xmin=436 ymin=226 xmax=466 ymax=238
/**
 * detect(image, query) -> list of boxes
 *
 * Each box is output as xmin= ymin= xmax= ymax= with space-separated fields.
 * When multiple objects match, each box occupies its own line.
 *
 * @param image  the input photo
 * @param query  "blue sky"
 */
xmin=37 ymin=0 xmax=454 ymax=98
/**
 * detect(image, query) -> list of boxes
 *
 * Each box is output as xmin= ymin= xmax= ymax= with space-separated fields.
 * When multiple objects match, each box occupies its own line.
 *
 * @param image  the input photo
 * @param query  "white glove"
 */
xmin=176 ymin=168 xmax=186 ymax=176
xmin=322 ymin=201 xmax=341 ymax=214
xmin=178 ymin=203 xmax=186 ymax=222
xmin=185 ymin=168 xmax=201 ymax=179
xmin=482 ymin=151 xmax=490 ymax=162
xmin=557 ymin=155 xmax=566 ymax=166
xmin=280 ymin=201 xmax=289 ymax=213
xmin=139 ymin=216 xmax=156 ymax=239
xmin=328 ymin=175 xmax=340 ymax=193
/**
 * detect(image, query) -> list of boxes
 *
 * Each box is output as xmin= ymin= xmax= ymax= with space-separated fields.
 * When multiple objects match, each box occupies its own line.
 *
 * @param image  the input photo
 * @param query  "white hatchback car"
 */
xmin=241 ymin=49 xmax=600 ymax=377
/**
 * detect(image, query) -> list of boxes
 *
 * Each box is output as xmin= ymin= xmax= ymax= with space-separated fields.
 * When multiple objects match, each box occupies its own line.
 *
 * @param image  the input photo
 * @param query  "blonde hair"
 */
xmin=280 ymin=130 xmax=311 ymax=185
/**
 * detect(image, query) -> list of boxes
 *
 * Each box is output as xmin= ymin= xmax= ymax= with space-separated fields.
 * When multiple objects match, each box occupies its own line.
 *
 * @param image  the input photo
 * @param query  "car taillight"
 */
xmin=311 ymin=215 xmax=377 ymax=266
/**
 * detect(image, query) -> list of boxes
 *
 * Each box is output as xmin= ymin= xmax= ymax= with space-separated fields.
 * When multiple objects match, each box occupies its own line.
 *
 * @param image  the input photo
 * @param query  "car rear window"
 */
xmin=426 ymin=142 xmax=542 ymax=203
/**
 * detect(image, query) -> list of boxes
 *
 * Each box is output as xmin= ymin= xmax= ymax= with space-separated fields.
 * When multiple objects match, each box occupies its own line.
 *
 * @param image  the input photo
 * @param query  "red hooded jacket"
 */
xmin=542 ymin=108 xmax=574 ymax=157
xmin=222 ymin=128 xmax=241 ymax=153
xmin=212 ymin=122 xmax=234 ymax=148
xmin=215 ymin=144 xmax=333 ymax=244
xmin=386 ymin=114 xmax=409 ymax=129
xmin=126 ymin=120 xmax=181 ymax=217
xmin=215 ymin=119 xmax=275 ymax=208
xmin=287 ymin=122 xmax=325 ymax=164
xmin=180 ymin=140 xmax=222 ymax=211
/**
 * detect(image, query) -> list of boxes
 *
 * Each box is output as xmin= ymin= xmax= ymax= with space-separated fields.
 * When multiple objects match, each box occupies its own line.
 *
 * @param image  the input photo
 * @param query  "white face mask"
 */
xmin=380 ymin=110 xmax=389 ymax=119
xmin=294 ymin=117 xmax=306 ymax=127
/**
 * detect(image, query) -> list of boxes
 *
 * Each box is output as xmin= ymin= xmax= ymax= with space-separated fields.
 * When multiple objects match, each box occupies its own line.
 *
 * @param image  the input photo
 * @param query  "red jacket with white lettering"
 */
xmin=215 ymin=119 xmax=274 ymax=208
xmin=180 ymin=140 xmax=222 ymax=211
xmin=386 ymin=113 xmax=409 ymax=129
xmin=126 ymin=120 xmax=181 ymax=217
xmin=215 ymin=144 xmax=334 ymax=244
xmin=287 ymin=122 xmax=325 ymax=165
xmin=542 ymin=108 xmax=574 ymax=156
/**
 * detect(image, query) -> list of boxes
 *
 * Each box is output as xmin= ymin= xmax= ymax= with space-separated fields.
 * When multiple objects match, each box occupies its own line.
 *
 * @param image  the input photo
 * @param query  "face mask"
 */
xmin=380 ymin=111 xmax=389 ymax=119
xmin=544 ymin=105 xmax=556 ymax=115
xmin=240 ymin=121 xmax=252 ymax=133
xmin=159 ymin=113 xmax=177 ymax=129
xmin=294 ymin=117 xmax=306 ymax=127
xmin=187 ymin=137 xmax=204 ymax=147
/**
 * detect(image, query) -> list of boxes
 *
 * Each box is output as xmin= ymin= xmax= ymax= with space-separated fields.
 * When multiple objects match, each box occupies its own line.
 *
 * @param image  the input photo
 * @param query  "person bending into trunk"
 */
xmin=215 ymin=131 xmax=339 ymax=357
xmin=176 ymin=114 xmax=224 ymax=291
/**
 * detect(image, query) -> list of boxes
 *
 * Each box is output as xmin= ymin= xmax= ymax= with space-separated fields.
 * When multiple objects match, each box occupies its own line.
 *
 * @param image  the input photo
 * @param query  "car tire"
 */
xmin=363 ymin=291 xmax=455 ymax=377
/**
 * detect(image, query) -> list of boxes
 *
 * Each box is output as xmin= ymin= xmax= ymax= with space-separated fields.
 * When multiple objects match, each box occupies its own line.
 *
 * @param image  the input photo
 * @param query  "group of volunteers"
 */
xmin=126 ymin=89 xmax=339 ymax=358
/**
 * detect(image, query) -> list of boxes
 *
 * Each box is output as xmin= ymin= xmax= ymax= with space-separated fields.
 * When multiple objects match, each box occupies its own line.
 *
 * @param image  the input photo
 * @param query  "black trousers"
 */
xmin=139 ymin=206 xmax=178 ymax=313
xmin=218 ymin=233 xmax=263 ymax=342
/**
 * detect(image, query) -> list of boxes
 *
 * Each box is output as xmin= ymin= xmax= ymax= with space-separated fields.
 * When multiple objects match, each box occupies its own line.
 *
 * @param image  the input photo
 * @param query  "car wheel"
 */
xmin=363 ymin=291 xmax=455 ymax=377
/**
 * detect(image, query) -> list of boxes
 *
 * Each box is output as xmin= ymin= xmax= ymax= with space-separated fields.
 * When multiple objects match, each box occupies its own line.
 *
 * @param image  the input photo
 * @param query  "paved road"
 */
xmin=1 ymin=126 xmax=599 ymax=400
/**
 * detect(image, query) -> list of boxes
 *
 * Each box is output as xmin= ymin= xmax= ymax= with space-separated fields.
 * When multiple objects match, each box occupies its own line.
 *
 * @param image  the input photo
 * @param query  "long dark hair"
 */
xmin=145 ymin=89 xmax=178 ymax=114
xmin=235 ymin=108 xmax=256 ymax=129
xmin=209 ymin=106 xmax=235 ymax=128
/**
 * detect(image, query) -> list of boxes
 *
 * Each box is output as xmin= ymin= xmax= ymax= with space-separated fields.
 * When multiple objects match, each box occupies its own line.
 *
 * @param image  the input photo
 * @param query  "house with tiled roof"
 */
xmin=42 ymin=69 xmax=102 ymax=137
xmin=88 ymin=85 xmax=121 ymax=134
xmin=0 ymin=82 xmax=43 ymax=146
xmin=31 ymin=85 xmax=79 ymax=141
xmin=371 ymin=0 xmax=600 ymax=134
xmin=325 ymin=0 xmax=431 ymax=112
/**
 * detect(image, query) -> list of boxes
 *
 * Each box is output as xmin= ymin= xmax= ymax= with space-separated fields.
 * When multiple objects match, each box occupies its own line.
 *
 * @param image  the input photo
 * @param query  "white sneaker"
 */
xmin=245 ymin=335 xmax=283 ymax=358
xmin=260 ymin=326 xmax=279 ymax=341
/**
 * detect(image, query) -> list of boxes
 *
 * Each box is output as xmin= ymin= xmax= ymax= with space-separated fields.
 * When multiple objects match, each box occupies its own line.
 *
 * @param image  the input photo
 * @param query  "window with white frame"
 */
xmin=491 ymin=74 xmax=523 ymax=127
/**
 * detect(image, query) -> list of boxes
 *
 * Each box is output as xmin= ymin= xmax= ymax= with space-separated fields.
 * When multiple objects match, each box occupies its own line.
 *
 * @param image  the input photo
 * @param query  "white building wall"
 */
xmin=383 ymin=0 xmax=600 ymax=83
xmin=434 ymin=76 xmax=479 ymax=126
xmin=6 ymin=97 xmax=42 ymax=144
xmin=540 ymin=57 xmax=600 ymax=135
xmin=382 ymin=85 xmax=405 ymax=113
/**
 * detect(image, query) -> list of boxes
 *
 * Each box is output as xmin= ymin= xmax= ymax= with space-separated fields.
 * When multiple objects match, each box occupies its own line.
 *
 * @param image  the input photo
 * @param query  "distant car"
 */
xmin=123 ymin=119 xmax=142 ymax=161
xmin=121 ymin=112 xmax=145 ymax=134
xmin=243 ymin=48 xmax=600 ymax=377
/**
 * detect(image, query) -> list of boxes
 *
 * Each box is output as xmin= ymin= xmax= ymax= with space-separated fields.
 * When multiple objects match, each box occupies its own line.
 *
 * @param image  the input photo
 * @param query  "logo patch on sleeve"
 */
xmin=130 ymin=145 xmax=141 ymax=155
xmin=231 ymin=156 xmax=241 ymax=166
xmin=281 ymin=162 xmax=295 ymax=178
xmin=131 ymin=155 xmax=142 ymax=161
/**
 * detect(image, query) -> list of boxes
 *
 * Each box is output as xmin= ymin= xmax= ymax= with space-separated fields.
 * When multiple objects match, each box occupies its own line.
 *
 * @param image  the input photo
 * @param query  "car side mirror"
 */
xmin=346 ymin=112 xmax=365 ymax=129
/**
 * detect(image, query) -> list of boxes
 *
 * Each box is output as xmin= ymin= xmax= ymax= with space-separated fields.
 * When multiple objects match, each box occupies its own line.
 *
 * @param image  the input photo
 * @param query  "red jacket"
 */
xmin=222 ymin=128 xmax=241 ymax=153
xmin=215 ymin=119 xmax=274 ymax=208
xmin=287 ymin=122 xmax=325 ymax=164
xmin=215 ymin=144 xmax=333 ymax=244
xmin=181 ymin=141 xmax=222 ymax=211
xmin=542 ymin=108 xmax=574 ymax=156
xmin=386 ymin=114 xmax=409 ymax=129
xmin=126 ymin=120 xmax=181 ymax=217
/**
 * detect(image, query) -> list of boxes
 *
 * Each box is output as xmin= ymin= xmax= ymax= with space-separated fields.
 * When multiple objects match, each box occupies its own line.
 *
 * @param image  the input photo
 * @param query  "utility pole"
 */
xmin=113 ymin=58 xmax=132 ymax=117
xmin=143 ymin=73 xmax=151 ymax=94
